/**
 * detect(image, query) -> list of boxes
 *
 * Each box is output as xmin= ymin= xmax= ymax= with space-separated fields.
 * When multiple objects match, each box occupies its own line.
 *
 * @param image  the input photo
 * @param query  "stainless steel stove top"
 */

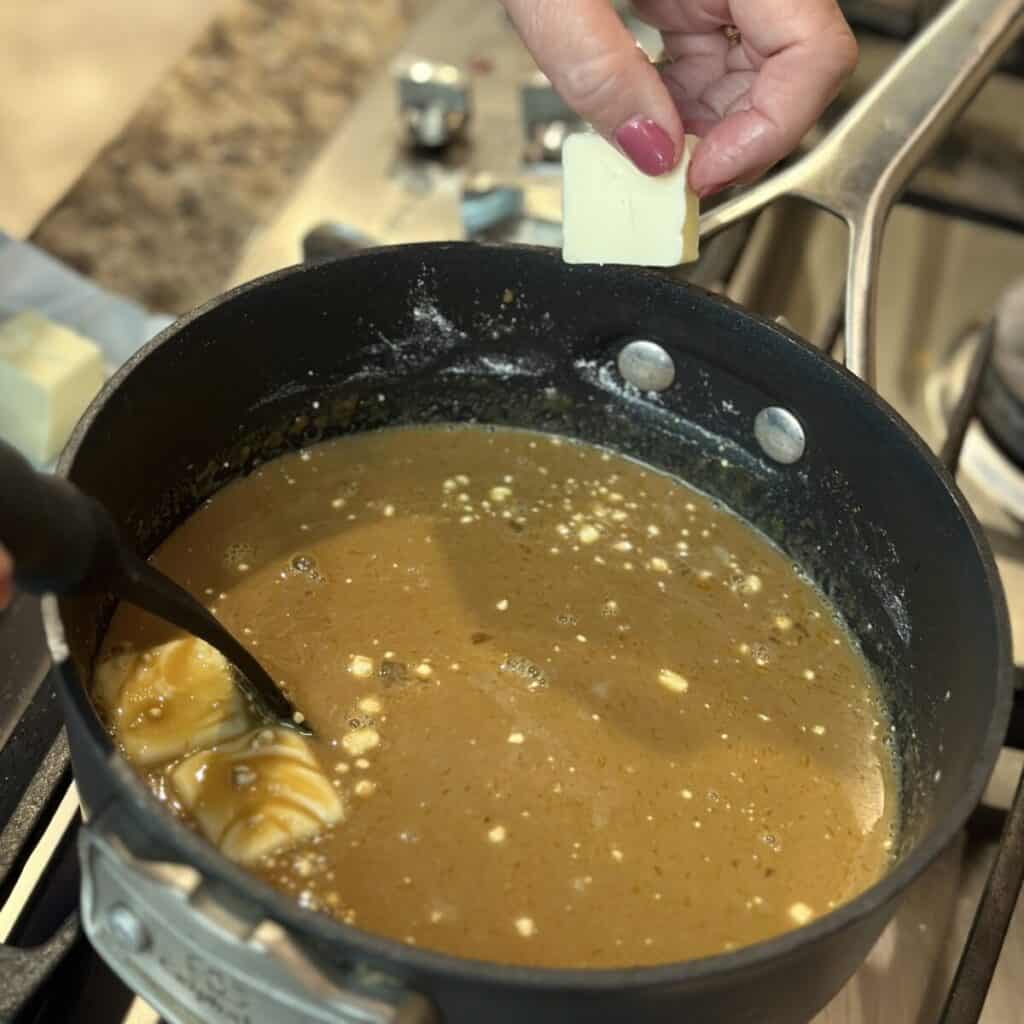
xmin=3 ymin=2 xmax=1023 ymax=1021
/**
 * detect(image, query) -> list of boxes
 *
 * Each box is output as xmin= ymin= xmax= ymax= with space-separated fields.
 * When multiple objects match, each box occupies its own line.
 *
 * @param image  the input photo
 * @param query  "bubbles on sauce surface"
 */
xmin=96 ymin=424 xmax=899 ymax=972
xmin=290 ymin=554 xmax=323 ymax=582
xmin=223 ymin=541 xmax=254 ymax=571
xmin=499 ymin=655 xmax=549 ymax=691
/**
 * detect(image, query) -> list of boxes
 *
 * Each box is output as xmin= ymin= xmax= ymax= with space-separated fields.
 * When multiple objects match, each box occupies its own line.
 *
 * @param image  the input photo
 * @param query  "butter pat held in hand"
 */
xmin=562 ymin=133 xmax=700 ymax=268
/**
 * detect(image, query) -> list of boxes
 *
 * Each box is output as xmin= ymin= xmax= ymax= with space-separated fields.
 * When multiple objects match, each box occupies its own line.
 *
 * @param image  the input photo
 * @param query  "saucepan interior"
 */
xmin=54 ymin=243 xmax=1011 ymax=1017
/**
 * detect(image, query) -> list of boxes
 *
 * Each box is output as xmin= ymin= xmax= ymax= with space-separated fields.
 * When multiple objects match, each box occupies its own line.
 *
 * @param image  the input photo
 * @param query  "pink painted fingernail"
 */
xmin=613 ymin=117 xmax=677 ymax=176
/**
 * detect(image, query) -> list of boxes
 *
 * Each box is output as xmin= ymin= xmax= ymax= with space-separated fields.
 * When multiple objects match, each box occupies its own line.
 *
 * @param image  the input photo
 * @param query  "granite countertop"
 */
xmin=30 ymin=0 xmax=432 ymax=316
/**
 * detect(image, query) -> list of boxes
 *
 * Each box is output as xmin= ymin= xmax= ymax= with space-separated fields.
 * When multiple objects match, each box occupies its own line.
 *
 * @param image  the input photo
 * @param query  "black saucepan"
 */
xmin=48 ymin=241 xmax=1011 ymax=1024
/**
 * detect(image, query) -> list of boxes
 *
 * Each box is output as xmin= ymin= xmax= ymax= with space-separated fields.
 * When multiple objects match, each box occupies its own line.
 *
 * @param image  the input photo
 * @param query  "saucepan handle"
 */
xmin=699 ymin=0 xmax=1024 ymax=386
xmin=78 ymin=823 xmax=438 ymax=1024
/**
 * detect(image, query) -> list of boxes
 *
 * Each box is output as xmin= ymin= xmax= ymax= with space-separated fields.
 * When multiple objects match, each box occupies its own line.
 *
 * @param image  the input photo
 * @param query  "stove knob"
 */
xmin=303 ymin=223 xmax=378 ymax=263
xmin=521 ymin=71 xmax=580 ymax=164
xmin=993 ymin=277 xmax=1024 ymax=400
xmin=461 ymin=174 xmax=524 ymax=236
xmin=976 ymin=276 xmax=1024 ymax=470
xmin=394 ymin=57 xmax=473 ymax=150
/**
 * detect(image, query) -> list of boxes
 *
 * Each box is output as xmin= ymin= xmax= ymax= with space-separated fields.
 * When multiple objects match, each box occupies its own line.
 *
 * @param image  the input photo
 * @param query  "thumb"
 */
xmin=502 ymin=0 xmax=684 ymax=175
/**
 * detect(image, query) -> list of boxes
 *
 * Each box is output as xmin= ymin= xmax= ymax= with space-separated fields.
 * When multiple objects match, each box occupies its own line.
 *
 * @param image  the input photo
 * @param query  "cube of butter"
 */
xmin=0 ymin=310 xmax=105 ymax=464
xmin=94 ymin=637 xmax=254 ymax=767
xmin=170 ymin=727 xmax=345 ymax=864
xmin=562 ymin=132 xmax=700 ymax=267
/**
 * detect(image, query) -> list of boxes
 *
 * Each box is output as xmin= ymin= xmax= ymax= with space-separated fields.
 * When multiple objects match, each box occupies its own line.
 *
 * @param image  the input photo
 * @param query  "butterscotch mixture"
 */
xmin=96 ymin=425 xmax=897 ymax=968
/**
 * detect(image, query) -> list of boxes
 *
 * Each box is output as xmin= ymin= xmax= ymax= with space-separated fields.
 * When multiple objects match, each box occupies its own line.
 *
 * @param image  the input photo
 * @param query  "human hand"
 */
xmin=0 ymin=545 xmax=12 ymax=611
xmin=501 ymin=0 xmax=857 ymax=196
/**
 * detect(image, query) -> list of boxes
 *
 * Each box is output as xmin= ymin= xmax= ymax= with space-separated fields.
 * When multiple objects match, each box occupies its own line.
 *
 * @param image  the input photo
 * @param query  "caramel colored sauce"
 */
xmin=98 ymin=425 xmax=897 ymax=968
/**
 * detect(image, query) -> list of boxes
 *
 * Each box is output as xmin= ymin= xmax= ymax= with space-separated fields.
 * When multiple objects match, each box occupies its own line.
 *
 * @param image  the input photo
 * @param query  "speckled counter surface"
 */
xmin=30 ymin=0 xmax=432 ymax=315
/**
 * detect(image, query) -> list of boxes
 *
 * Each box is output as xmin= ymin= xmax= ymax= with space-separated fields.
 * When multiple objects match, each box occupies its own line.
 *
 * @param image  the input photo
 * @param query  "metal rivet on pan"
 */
xmin=754 ymin=407 xmax=806 ymax=465
xmin=617 ymin=340 xmax=676 ymax=392
xmin=107 ymin=903 xmax=151 ymax=953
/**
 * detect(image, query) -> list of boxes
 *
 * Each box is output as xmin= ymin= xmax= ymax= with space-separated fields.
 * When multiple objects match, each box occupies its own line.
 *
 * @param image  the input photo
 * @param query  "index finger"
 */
xmin=501 ymin=0 xmax=686 ymax=173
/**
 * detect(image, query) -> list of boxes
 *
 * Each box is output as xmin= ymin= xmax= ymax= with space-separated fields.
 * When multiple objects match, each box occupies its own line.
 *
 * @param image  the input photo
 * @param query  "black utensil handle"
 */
xmin=114 ymin=552 xmax=303 ymax=727
xmin=0 ymin=438 xmax=118 ymax=594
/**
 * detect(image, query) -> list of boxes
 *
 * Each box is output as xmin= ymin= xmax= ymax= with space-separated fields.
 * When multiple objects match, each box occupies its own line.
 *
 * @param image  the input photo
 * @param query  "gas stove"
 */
xmin=2 ymin=2 xmax=1023 ymax=1022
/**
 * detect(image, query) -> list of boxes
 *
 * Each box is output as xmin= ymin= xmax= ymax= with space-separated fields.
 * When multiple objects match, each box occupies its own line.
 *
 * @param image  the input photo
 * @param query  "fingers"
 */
xmin=500 ymin=0 xmax=856 ymax=188
xmin=688 ymin=37 xmax=853 ymax=195
xmin=695 ymin=40 xmax=854 ymax=192
xmin=638 ymin=0 xmax=858 ymax=194
xmin=501 ymin=0 xmax=685 ymax=174
xmin=0 ymin=544 xmax=12 ymax=611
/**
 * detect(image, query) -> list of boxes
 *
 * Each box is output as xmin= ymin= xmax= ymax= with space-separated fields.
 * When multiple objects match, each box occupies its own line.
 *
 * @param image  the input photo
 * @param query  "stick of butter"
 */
xmin=0 ymin=310 xmax=105 ymax=464
xmin=562 ymin=132 xmax=700 ymax=267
